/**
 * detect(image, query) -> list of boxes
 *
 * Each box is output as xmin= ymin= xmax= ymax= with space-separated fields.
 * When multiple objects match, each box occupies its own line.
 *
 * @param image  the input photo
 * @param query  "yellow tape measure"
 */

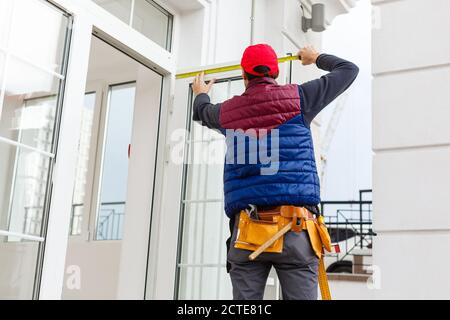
xmin=318 ymin=257 xmax=332 ymax=300
xmin=176 ymin=55 xmax=300 ymax=79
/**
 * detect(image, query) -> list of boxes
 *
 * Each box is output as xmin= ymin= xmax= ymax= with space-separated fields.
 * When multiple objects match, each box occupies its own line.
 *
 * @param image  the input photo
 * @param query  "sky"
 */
xmin=320 ymin=0 xmax=372 ymax=201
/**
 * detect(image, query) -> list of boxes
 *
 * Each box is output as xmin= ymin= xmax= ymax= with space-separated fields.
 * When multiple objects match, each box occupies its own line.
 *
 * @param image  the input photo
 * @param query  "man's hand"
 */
xmin=298 ymin=46 xmax=320 ymax=66
xmin=193 ymin=72 xmax=216 ymax=96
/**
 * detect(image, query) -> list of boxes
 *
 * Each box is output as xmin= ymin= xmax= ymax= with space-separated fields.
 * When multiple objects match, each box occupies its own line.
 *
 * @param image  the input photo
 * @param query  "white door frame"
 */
xmin=39 ymin=0 xmax=176 ymax=300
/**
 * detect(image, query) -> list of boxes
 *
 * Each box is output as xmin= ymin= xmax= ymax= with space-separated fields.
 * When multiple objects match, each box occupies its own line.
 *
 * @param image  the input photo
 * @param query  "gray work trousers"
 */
xmin=227 ymin=214 xmax=319 ymax=300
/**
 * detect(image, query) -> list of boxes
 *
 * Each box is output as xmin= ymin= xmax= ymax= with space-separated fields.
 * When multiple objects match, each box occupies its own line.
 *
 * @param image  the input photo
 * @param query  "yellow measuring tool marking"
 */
xmin=318 ymin=257 xmax=332 ymax=300
xmin=176 ymin=55 xmax=300 ymax=79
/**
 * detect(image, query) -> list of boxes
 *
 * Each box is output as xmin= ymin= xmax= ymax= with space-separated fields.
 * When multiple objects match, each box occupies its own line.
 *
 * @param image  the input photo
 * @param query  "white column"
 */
xmin=372 ymin=0 xmax=450 ymax=299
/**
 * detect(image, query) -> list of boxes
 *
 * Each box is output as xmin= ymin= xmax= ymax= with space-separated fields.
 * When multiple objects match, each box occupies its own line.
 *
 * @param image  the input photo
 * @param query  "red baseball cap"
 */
xmin=241 ymin=44 xmax=279 ymax=77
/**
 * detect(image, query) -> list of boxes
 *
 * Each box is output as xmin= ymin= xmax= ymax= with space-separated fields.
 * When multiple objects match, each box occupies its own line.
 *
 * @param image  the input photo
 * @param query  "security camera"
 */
xmin=302 ymin=3 xmax=326 ymax=32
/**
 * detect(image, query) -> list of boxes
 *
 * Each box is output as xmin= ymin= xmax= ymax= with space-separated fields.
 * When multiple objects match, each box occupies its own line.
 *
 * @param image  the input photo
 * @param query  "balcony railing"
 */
xmin=23 ymin=201 xmax=126 ymax=241
xmin=320 ymin=190 xmax=375 ymax=273
xmin=70 ymin=201 xmax=125 ymax=240
xmin=95 ymin=202 xmax=125 ymax=240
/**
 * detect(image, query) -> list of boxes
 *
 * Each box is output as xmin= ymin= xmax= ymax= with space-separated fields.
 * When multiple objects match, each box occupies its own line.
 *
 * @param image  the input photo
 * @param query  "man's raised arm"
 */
xmin=298 ymin=46 xmax=359 ymax=126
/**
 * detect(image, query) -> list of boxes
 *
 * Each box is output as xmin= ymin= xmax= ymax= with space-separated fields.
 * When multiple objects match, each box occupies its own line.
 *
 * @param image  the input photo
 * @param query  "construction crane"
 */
xmin=320 ymin=92 xmax=349 ymax=188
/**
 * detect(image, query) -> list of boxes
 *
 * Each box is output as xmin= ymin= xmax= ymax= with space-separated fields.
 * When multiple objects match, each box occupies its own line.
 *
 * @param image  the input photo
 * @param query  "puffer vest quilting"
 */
xmin=219 ymin=78 xmax=321 ymax=218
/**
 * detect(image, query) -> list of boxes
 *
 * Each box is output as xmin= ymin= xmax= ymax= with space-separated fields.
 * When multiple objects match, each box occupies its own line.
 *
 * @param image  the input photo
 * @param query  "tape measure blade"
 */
xmin=318 ymin=257 xmax=332 ymax=300
xmin=205 ymin=64 xmax=241 ymax=76
xmin=278 ymin=55 xmax=300 ymax=63
xmin=176 ymin=65 xmax=240 ymax=79
xmin=176 ymin=55 xmax=300 ymax=79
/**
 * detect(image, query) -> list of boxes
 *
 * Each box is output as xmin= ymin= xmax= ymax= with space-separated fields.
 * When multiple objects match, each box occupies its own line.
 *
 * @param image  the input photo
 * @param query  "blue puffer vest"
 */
xmin=219 ymin=78 xmax=321 ymax=218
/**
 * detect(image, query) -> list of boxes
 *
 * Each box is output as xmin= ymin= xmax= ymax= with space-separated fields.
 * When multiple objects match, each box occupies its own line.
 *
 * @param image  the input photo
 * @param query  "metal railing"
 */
xmin=22 ymin=201 xmax=125 ymax=241
xmin=320 ymin=190 xmax=374 ymax=264
xmin=70 ymin=201 xmax=125 ymax=240
xmin=96 ymin=202 xmax=125 ymax=240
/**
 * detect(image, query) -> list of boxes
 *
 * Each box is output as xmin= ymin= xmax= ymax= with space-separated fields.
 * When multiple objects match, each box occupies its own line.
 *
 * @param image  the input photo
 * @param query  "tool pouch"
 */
xmin=234 ymin=211 xmax=286 ymax=253
xmin=304 ymin=216 xmax=333 ymax=258
xmin=305 ymin=220 xmax=324 ymax=258
xmin=234 ymin=206 xmax=333 ymax=258
xmin=317 ymin=215 xmax=332 ymax=252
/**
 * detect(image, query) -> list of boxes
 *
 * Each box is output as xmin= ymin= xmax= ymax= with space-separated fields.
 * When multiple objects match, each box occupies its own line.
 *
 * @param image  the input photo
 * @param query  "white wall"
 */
xmin=213 ymin=0 xmax=252 ymax=63
xmin=329 ymin=279 xmax=375 ymax=300
xmin=176 ymin=0 xmax=323 ymax=68
xmin=372 ymin=0 xmax=450 ymax=299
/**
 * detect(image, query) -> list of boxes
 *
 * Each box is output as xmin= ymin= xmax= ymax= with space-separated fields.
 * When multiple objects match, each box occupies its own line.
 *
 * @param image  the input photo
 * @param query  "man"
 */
xmin=192 ymin=44 xmax=359 ymax=300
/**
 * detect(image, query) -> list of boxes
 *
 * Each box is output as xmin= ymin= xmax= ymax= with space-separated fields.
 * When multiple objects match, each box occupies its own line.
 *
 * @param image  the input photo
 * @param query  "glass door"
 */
xmin=0 ymin=0 xmax=72 ymax=299
xmin=63 ymin=36 xmax=163 ymax=300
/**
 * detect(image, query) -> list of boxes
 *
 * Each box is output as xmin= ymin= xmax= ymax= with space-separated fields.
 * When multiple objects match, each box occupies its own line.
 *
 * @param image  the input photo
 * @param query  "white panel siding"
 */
xmin=373 ymin=146 xmax=450 ymax=231
xmin=372 ymin=0 xmax=450 ymax=299
xmin=373 ymin=65 xmax=450 ymax=150
xmin=373 ymin=233 xmax=450 ymax=299
xmin=372 ymin=0 xmax=450 ymax=75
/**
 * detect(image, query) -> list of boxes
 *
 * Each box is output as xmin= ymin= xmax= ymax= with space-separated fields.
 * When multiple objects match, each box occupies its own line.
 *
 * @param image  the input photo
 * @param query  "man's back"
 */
xmin=220 ymin=78 xmax=300 ymax=132
xmin=191 ymin=44 xmax=359 ymax=300
xmin=193 ymin=53 xmax=359 ymax=218
xmin=220 ymin=77 xmax=320 ymax=217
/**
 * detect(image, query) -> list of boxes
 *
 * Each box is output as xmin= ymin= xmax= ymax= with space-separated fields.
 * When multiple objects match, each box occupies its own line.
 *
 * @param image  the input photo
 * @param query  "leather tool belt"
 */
xmin=234 ymin=205 xmax=332 ymax=258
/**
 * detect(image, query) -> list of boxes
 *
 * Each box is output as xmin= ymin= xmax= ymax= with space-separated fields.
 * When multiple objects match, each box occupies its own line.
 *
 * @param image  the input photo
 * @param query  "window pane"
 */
xmin=230 ymin=78 xmax=245 ymax=96
xmin=0 ymin=143 xmax=52 ymax=237
xmin=180 ymin=202 xmax=227 ymax=265
xmin=92 ymin=0 xmax=173 ymax=51
xmin=178 ymin=78 xmax=245 ymax=299
xmin=96 ymin=83 xmax=136 ymax=240
xmin=132 ymin=0 xmax=172 ymax=50
xmin=0 ymin=240 xmax=40 ymax=299
xmin=210 ymin=81 xmax=230 ymax=102
xmin=185 ymin=149 xmax=225 ymax=201
xmin=10 ymin=0 xmax=69 ymax=73
xmin=70 ymin=93 xmax=97 ymax=236
xmin=191 ymin=81 xmax=229 ymax=143
xmin=178 ymin=266 xmax=232 ymax=300
xmin=0 ymin=58 xmax=61 ymax=153
xmin=94 ymin=0 xmax=132 ymax=25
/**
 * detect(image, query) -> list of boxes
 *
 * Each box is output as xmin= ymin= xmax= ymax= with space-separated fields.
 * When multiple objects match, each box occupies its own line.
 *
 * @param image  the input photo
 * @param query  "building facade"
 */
xmin=0 ymin=0 xmax=359 ymax=300
xmin=372 ymin=0 xmax=450 ymax=299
